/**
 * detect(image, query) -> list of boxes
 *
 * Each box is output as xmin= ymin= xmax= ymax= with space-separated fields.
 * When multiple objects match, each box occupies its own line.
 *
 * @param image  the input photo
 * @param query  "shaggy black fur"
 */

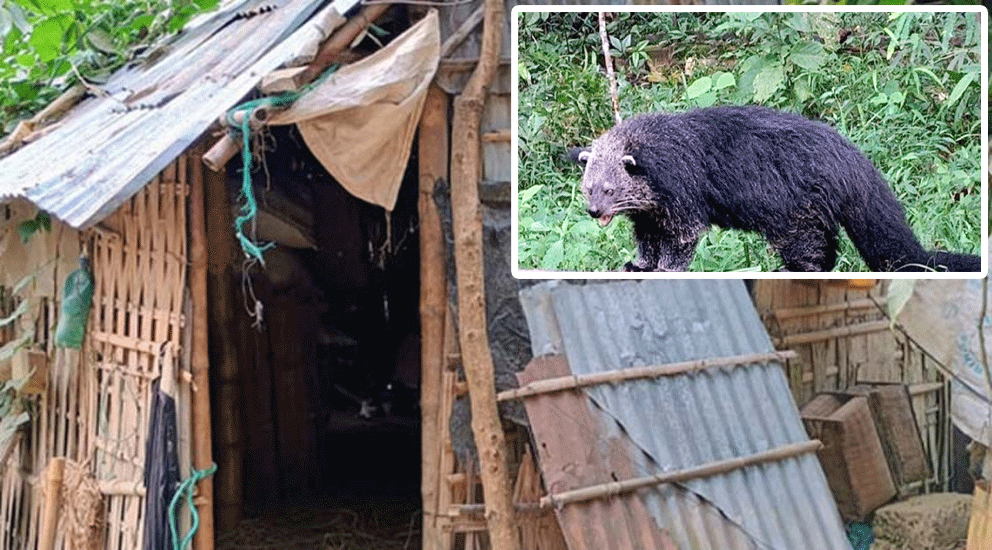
xmin=569 ymin=105 xmax=980 ymax=272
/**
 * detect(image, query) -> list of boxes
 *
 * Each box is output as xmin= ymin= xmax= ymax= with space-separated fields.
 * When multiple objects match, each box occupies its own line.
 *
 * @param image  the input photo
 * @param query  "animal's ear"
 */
xmin=620 ymin=154 xmax=636 ymax=167
xmin=567 ymin=147 xmax=590 ymax=164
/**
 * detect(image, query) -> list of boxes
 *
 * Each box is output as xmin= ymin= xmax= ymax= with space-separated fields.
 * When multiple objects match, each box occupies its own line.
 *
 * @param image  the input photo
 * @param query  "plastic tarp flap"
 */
xmin=894 ymin=276 xmax=992 ymax=443
xmin=269 ymin=10 xmax=440 ymax=211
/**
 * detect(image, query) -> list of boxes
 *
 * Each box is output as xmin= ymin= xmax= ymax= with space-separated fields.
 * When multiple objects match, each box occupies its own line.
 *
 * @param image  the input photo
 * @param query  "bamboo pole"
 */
xmin=771 ymin=297 xmax=884 ymax=320
xmin=540 ymin=440 xmax=823 ymax=509
xmin=299 ymin=3 xmax=392 ymax=84
xmin=449 ymin=0 xmax=516 ymax=546
xmin=777 ymin=320 xmax=890 ymax=347
xmin=38 ymin=457 xmax=65 ymax=550
xmin=419 ymin=83 xmax=449 ymax=550
xmin=497 ymin=350 xmax=797 ymax=402
xmin=204 ymin=156 xmax=243 ymax=533
xmin=440 ymin=4 xmax=484 ymax=58
xmin=189 ymin=148 xmax=215 ymax=550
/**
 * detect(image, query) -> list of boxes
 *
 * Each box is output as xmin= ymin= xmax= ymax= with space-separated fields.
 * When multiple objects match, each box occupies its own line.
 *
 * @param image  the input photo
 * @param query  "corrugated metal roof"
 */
xmin=518 ymin=280 xmax=851 ymax=550
xmin=0 ymin=0 xmax=330 ymax=228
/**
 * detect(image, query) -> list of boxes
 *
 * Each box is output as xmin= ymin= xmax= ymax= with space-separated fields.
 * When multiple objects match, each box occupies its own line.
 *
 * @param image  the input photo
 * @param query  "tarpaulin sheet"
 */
xmin=270 ymin=10 xmax=440 ymax=211
xmin=894 ymin=275 xmax=992 ymax=443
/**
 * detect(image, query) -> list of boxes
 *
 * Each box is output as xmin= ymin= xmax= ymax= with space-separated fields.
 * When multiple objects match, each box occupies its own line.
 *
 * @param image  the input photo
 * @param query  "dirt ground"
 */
xmin=216 ymin=497 xmax=421 ymax=550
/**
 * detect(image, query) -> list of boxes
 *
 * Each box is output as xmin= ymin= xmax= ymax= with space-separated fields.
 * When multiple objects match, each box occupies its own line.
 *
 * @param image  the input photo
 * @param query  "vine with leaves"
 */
xmin=0 ymin=0 xmax=219 ymax=137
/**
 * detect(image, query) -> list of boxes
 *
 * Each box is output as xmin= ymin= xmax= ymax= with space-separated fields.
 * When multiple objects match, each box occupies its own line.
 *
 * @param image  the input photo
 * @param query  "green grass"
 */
xmin=516 ymin=11 xmax=983 ymax=272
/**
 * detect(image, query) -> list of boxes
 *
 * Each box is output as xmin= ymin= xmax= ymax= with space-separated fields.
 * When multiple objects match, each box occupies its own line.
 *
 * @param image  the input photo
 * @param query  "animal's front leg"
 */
xmin=624 ymin=234 xmax=698 ymax=272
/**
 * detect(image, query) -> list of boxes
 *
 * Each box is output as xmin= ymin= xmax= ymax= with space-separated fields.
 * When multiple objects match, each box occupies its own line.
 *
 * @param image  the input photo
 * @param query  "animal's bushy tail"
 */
xmin=837 ymin=171 xmax=980 ymax=272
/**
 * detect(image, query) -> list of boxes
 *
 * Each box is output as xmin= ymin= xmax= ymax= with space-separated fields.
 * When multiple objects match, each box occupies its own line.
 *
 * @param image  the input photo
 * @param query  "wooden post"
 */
xmin=38 ymin=457 xmax=65 ymax=550
xmin=189 ymin=148 xmax=215 ymax=550
xmin=449 ymin=0 xmax=517 ymax=546
xmin=419 ymin=83 xmax=449 ymax=550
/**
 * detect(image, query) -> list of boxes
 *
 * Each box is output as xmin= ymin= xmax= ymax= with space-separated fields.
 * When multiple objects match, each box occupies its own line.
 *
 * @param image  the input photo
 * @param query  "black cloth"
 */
xmin=142 ymin=379 xmax=181 ymax=550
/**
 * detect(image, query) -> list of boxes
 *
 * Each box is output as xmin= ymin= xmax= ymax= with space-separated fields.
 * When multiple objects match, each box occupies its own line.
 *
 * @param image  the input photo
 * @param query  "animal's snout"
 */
xmin=587 ymin=206 xmax=601 ymax=218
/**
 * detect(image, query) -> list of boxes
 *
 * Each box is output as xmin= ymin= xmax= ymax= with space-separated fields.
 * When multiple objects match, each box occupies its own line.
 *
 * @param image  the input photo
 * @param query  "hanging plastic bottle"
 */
xmin=55 ymin=257 xmax=94 ymax=349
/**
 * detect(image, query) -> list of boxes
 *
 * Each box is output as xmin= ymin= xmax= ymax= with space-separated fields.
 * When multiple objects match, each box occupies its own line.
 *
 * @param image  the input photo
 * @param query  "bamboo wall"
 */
xmin=753 ymin=280 xmax=951 ymax=491
xmin=0 ymin=157 xmax=193 ymax=550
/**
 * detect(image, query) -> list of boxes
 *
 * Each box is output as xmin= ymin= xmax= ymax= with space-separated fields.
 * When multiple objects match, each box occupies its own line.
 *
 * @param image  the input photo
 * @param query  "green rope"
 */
xmin=168 ymin=462 xmax=218 ymax=550
xmin=225 ymin=65 xmax=339 ymax=265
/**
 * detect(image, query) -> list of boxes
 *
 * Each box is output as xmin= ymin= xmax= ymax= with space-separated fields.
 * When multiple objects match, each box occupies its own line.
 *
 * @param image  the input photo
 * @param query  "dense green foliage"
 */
xmin=1 ymin=0 xmax=218 ymax=135
xmin=516 ymin=11 xmax=983 ymax=272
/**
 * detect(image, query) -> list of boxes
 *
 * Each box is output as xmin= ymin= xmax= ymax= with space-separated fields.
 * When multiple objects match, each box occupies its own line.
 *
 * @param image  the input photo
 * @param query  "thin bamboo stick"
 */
xmin=777 ymin=320 xmax=890 ymax=347
xmin=497 ymin=350 xmax=797 ymax=402
xmin=540 ymin=440 xmax=823 ymax=509
xmin=771 ymin=297 xmax=884 ymax=320
xmin=440 ymin=4 xmax=484 ymax=58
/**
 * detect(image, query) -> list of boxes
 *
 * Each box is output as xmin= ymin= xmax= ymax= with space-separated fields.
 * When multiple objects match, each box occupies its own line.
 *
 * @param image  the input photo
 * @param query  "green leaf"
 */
xmin=685 ymin=76 xmax=712 ymax=99
xmin=713 ymin=72 xmax=735 ymax=90
xmin=518 ymin=61 xmax=530 ymax=84
xmin=17 ymin=219 xmax=38 ymax=243
xmin=789 ymin=42 xmax=826 ymax=71
xmin=540 ymin=240 xmax=564 ymax=270
xmin=12 ymin=272 xmax=35 ymax=295
xmin=945 ymin=71 xmax=976 ymax=109
xmin=570 ymin=219 xmax=600 ymax=235
xmin=0 ymin=333 xmax=31 ymax=363
xmin=0 ymin=412 xmax=30 ymax=455
xmin=0 ymin=300 xmax=29 ymax=329
xmin=37 ymin=212 xmax=50 ymax=232
xmin=29 ymin=15 xmax=71 ymax=62
xmin=793 ymin=78 xmax=811 ymax=103
xmin=33 ymin=0 xmax=74 ymax=13
xmin=519 ymin=184 xmax=544 ymax=204
xmin=785 ymin=13 xmax=811 ymax=33
xmin=86 ymin=29 xmax=116 ymax=54
xmin=752 ymin=62 xmax=785 ymax=103
xmin=15 ymin=53 xmax=36 ymax=67
xmin=694 ymin=91 xmax=717 ymax=108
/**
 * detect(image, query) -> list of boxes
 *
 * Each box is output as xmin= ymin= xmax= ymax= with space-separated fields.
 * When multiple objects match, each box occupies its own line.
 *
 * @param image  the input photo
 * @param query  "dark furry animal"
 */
xmin=569 ymin=105 xmax=980 ymax=272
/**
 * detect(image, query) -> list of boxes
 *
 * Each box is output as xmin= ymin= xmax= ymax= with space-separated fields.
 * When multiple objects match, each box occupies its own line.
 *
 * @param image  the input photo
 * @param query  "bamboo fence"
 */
xmin=0 ymin=155 xmax=193 ymax=550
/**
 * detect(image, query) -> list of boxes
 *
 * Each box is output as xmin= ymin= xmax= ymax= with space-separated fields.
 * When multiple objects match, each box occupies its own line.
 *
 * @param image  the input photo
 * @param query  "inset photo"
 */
xmin=511 ymin=7 xmax=987 ymax=278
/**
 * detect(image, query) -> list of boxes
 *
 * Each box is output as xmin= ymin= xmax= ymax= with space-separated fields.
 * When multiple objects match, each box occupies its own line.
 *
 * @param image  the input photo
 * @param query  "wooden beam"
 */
xmin=419 ymin=83 xmax=449 ymax=550
xmin=189 ymin=147 xmax=215 ymax=550
xmin=449 ymin=0 xmax=517 ymax=545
